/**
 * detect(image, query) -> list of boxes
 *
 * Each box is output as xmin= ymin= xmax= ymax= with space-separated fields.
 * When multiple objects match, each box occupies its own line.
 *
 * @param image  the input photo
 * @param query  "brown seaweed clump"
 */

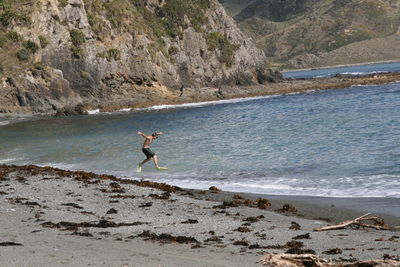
xmin=0 ymin=164 xmax=181 ymax=193
xmin=255 ymin=198 xmax=271 ymax=209
xmin=136 ymin=230 xmax=199 ymax=244
xmin=276 ymin=204 xmax=298 ymax=213
xmin=212 ymin=198 xmax=271 ymax=210
xmin=42 ymin=220 xmax=147 ymax=231
xmin=209 ymin=186 xmax=221 ymax=192
xmin=234 ymin=227 xmax=251 ymax=233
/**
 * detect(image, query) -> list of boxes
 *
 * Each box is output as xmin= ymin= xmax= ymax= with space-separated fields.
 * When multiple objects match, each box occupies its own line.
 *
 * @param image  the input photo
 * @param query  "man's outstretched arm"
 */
xmin=137 ymin=131 xmax=146 ymax=137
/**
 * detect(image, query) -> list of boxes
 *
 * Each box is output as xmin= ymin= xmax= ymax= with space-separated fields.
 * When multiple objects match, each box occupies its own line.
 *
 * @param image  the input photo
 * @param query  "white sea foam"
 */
xmin=150 ymin=173 xmax=400 ymax=199
xmin=340 ymin=71 xmax=388 ymax=76
xmin=87 ymin=109 xmax=100 ymax=115
xmin=118 ymin=108 xmax=132 ymax=112
xmin=134 ymin=95 xmax=282 ymax=112
xmin=0 ymin=121 xmax=10 ymax=126
xmin=0 ymin=158 xmax=19 ymax=164
xmin=37 ymin=162 xmax=81 ymax=170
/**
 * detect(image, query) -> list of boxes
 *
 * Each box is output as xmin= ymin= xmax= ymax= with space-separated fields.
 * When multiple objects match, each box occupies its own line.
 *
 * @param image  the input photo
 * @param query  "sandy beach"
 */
xmin=1 ymin=165 xmax=399 ymax=266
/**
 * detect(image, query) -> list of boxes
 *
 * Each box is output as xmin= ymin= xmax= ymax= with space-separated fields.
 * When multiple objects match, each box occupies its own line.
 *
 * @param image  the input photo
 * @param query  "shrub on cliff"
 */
xmin=23 ymin=40 xmax=39 ymax=54
xmin=70 ymin=29 xmax=85 ymax=46
xmin=206 ymin=32 xmax=239 ymax=66
xmin=168 ymin=46 xmax=179 ymax=56
xmin=16 ymin=48 xmax=30 ymax=61
xmin=69 ymin=29 xmax=85 ymax=58
xmin=38 ymin=35 xmax=48 ymax=48
xmin=58 ymin=0 xmax=68 ymax=8
xmin=0 ymin=1 xmax=31 ymax=26
xmin=6 ymin=31 xmax=21 ymax=43
xmin=106 ymin=48 xmax=121 ymax=62
xmin=0 ymin=36 xmax=5 ymax=48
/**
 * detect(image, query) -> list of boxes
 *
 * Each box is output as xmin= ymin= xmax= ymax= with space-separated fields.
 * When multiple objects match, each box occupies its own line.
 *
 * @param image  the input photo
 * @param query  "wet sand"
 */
xmin=1 ymin=165 xmax=399 ymax=266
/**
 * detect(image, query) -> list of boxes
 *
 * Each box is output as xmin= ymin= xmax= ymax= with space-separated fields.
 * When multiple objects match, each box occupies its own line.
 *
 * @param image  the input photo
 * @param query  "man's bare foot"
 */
xmin=136 ymin=165 xmax=142 ymax=172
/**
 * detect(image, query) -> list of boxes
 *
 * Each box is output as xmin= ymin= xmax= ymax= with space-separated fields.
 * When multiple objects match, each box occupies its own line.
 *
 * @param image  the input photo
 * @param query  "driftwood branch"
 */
xmin=261 ymin=253 xmax=399 ymax=267
xmin=314 ymin=213 xmax=389 ymax=231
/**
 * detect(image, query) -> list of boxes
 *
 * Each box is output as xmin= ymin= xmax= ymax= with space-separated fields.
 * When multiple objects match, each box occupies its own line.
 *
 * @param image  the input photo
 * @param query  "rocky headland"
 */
xmin=2 ymin=0 xmax=400 ymax=119
xmin=0 ymin=0 xmax=269 ymax=115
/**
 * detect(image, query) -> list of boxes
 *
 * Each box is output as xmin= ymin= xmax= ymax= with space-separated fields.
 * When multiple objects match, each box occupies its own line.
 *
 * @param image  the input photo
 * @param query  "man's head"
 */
xmin=152 ymin=132 xmax=159 ymax=139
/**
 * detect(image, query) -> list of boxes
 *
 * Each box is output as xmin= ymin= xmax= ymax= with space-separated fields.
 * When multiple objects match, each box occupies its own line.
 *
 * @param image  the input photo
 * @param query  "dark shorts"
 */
xmin=142 ymin=147 xmax=155 ymax=159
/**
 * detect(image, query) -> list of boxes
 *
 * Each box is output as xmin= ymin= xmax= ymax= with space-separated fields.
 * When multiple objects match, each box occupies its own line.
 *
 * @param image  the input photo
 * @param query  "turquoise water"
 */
xmin=283 ymin=61 xmax=400 ymax=79
xmin=1 ymin=81 xmax=400 ymax=200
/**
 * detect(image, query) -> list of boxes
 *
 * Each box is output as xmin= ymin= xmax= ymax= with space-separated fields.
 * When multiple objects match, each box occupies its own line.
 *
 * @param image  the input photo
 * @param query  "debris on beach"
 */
xmin=314 ymin=213 xmax=389 ymax=231
xmin=138 ymin=202 xmax=153 ymax=208
xmin=209 ymin=186 xmax=221 ymax=192
xmin=211 ymin=197 xmax=271 ymax=210
xmin=61 ymin=203 xmax=83 ymax=209
xmin=234 ymin=226 xmax=251 ymax=232
xmin=255 ymin=198 xmax=271 ymax=209
xmin=292 ymin=233 xmax=311 ymax=240
xmin=0 ymin=242 xmax=23 ymax=246
xmin=289 ymin=221 xmax=301 ymax=230
xmin=136 ymin=230 xmax=199 ymax=244
xmin=323 ymin=248 xmax=342 ymax=255
xmin=276 ymin=204 xmax=298 ymax=213
xmin=233 ymin=240 xmax=249 ymax=246
xmin=41 ymin=220 xmax=147 ymax=231
xmin=148 ymin=192 xmax=171 ymax=200
xmin=233 ymin=194 xmax=243 ymax=199
xmin=106 ymin=208 xmax=118 ymax=214
xmin=261 ymin=253 xmax=400 ymax=266
xmin=204 ymin=236 xmax=223 ymax=243
xmin=109 ymin=194 xmax=136 ymax=199
xmin=181 ymin=219 xmax=198 ymax=224
xmin=243 ymin=215 xmax=264 ymax=223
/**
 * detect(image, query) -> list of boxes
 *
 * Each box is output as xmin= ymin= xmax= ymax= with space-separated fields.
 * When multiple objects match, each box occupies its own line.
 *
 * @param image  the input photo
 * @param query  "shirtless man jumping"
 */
xmin=136 ymin=131 xmax=168 ymax=172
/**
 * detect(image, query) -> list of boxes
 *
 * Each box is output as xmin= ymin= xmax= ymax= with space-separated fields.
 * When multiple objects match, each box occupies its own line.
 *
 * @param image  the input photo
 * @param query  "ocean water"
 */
xmin=1 ymin=66 xmax=400 ymax=203
xmin=283 ymin=61 xmax=400 ymax=79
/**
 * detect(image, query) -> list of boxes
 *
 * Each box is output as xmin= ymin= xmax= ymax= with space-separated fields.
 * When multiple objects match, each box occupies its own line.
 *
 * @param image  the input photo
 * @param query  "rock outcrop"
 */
xmin=0 ymin=0 xmax=272 ymax=115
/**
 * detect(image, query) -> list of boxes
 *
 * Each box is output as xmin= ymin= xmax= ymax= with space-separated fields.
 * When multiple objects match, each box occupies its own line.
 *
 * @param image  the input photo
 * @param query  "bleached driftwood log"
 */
xmin=261 ymin=253 xmax=400 ymax=267
xmin=314 ymin=213 xmax=389 ymax=231
xmin=261 ymin=254 xmax=329 ymax=267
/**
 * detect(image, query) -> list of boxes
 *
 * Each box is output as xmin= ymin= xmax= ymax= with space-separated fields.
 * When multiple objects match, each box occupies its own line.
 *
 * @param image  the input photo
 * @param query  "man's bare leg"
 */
xmin=137 ymin=158 xmax=151 ymax=172
xmin=140 ymin=158 xmax=152 ymax=166
xmin=152 ymin=155 xmax=168 ymax=170
xmin=152 ymin=154 xmax=160 ymax=169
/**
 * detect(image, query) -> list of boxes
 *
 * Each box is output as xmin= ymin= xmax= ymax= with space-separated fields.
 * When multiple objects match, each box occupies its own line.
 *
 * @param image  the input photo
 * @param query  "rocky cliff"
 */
xmin=0 ymin=0 xmax=270 ymax=115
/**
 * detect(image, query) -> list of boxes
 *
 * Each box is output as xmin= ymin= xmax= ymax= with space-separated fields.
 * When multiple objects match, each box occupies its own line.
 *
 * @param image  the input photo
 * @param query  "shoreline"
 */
xmin=1 ymin=164 xmax=399 ymax=266
xmin=2 ymin=71 xmax=400 ymax=127
xmin=186 ymin=190 xmax=400 ymax=229
xmin=281 ymin=59 xmax=400 ymax=72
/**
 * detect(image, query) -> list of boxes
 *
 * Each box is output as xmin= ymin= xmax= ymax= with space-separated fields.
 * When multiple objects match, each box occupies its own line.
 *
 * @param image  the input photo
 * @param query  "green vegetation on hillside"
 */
xmin=220 ymin=0 xmax=400 ymax=66
xmin=0 ymin=0 xmax=37 ymax=74
xmin=0 ymin=0 xmax=31 ymax=26
xmin=84 ymin=0 xmax=210 ymax=44
xmin=206 ymin=32 xmax=239 ymax=66
xmin=69 ymin=29 xmax=85 ymax=58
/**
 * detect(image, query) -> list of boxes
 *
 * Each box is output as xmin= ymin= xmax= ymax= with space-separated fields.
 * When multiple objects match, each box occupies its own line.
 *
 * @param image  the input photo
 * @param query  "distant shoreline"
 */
xmin=282 ymin=59 xmax=400 ymax=72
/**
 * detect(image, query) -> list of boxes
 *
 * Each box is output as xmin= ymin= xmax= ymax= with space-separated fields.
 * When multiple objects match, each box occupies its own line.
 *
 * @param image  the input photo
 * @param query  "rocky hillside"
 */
xmin=0 ymin=0 xmax=272 ymax=115
xmin=220 ymin=0 xmax=400 ymax=68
